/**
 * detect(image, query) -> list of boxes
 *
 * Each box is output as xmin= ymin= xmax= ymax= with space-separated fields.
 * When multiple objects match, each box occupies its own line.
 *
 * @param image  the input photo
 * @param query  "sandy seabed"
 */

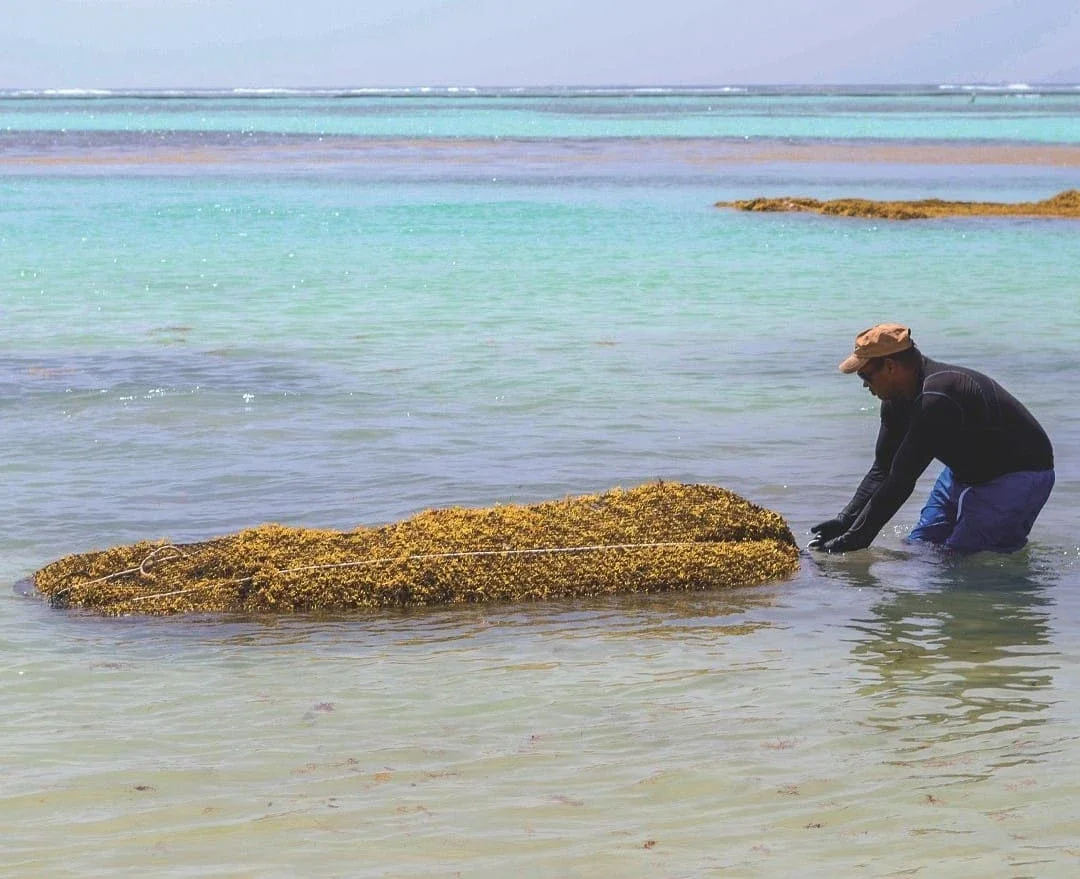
xmin=4 ymin=137 xmax=1080 ymax=170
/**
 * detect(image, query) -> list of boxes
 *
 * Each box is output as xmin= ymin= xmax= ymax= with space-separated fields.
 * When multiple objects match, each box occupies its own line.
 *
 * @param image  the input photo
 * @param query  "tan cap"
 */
xmin=839 ymin=323 xmax=913 ymax=373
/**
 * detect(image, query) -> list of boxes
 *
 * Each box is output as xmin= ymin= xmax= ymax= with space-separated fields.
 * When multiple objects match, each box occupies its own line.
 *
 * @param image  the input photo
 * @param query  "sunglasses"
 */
xmin=857 ymin=359 xmax=886 ymax=383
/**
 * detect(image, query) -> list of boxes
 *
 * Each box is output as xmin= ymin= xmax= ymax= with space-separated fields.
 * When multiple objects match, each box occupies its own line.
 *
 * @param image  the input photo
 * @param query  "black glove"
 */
xmin=821 ymin=530 xmax=871 ymax=554
xmin=807 ymin=517 xmax=847 ymax=550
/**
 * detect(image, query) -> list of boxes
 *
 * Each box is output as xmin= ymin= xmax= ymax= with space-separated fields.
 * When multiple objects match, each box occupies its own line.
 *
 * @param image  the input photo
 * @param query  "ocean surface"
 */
xmin=2 ymin=86 xmax=1079 ymax=877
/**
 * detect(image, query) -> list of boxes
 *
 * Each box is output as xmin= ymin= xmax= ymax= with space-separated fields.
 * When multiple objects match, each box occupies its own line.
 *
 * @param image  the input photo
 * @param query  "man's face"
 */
xmin=857 ymin=358 xmax=887 ymax=398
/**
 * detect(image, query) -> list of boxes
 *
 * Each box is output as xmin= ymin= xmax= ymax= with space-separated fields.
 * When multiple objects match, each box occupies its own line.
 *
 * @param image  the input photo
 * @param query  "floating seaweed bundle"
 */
xmin=32 ymin=482 xmax=800 ymax=616
xmin=715 ymin=189 xmax=1080 ymax=220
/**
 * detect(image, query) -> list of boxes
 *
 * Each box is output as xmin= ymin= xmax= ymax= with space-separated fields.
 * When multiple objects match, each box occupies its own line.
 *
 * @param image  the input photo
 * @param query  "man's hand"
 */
xmin=821 ymin=531 xmax=871 ymax=553
xmin=807 ymin=517 xmax=847 ymax=549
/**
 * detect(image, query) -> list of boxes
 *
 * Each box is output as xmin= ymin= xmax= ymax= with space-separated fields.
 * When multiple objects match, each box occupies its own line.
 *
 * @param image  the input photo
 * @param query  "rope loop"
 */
xmin=138 ymin=544 xmax=190 ymax=576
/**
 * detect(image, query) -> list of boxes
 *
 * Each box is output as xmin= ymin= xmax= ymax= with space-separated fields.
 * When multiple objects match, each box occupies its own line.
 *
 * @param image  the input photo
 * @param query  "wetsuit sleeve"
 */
xmin=842 ymin=394 xmax=958 ymax=547
xmin=837 ymin=405 xmax=907 ymax=527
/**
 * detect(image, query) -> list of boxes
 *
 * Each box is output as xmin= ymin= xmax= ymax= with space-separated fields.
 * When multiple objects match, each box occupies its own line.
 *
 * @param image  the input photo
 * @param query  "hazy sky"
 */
xmin=3 ymin=0 xmax=1078 ymax=89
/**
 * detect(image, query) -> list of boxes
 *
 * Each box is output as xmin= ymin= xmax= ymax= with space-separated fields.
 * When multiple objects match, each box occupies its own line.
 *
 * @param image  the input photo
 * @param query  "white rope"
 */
xmin=270 ymin=540 xmax=709 ymax=574
xmin=52 ymin=543 xmax=193 ymax=600
xmin=139 ymin=543 xmax=190 ymax=574
xmin=115 ymin=540 xmax=719 ymax=605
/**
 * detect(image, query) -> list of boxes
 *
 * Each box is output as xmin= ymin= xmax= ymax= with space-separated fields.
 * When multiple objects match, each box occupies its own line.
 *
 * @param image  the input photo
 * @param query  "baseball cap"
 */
xmin=839 ymin=323 xmax=913 ymax=374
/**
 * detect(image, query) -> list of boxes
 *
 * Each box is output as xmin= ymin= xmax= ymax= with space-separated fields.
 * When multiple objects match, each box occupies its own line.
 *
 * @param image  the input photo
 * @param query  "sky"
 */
xmin=2 ymin=0 xmax=1078 ymax=89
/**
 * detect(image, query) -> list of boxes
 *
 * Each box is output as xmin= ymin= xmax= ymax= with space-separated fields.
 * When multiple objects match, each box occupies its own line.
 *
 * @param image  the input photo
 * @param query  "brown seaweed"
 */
xmin=716 ymin=189 xmax=1080 ymax=220
xmin=32 ymin=482 xmax=800 ymax=616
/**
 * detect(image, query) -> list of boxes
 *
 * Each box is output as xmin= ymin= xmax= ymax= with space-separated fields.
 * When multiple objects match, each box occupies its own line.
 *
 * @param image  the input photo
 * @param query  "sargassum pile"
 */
xmin=33 ymin=482 xmax=800 ymax=616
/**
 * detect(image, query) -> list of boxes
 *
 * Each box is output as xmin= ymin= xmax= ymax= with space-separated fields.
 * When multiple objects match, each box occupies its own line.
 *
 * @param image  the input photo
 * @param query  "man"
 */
xmin=809 ymin=323 xmax=1054 ymax=554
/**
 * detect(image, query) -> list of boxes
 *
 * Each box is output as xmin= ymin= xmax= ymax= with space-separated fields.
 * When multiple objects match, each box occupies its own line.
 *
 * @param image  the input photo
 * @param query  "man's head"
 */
xmin=839 ymin=323 xmax=921 ymax=401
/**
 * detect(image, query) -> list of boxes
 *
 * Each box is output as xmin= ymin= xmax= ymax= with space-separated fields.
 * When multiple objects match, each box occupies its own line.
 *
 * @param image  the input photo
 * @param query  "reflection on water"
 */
xmin=835 ymin=548 xmax=1059 ymax=777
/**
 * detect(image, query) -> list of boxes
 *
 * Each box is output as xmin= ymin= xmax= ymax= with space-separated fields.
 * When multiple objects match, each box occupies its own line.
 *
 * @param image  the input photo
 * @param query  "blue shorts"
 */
xmin=907 ymin=466 xmax=1054 ymax=554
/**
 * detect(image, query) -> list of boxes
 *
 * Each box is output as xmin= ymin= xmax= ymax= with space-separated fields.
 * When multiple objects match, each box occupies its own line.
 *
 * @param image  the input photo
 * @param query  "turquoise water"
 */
xmin=4 ymin=90 xmax=1080 ymax=141
xmin=2 ymin=91 xmax=1079 ymax=876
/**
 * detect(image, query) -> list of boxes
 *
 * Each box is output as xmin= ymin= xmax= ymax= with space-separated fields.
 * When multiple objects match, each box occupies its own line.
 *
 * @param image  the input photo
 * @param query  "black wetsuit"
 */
xmin=838 ymin=355 xmax=1053 ymax=547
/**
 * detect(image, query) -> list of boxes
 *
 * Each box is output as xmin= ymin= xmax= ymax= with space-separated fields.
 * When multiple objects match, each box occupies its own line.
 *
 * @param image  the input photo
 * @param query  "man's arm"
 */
xmin=814 ymin=404 xmax=906 ymax=534
xmin=825 ymin=397 xmax=956 ymax=551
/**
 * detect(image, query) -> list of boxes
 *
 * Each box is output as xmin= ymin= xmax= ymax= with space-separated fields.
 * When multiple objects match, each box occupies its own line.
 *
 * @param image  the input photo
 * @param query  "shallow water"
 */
xmin=2 ymin=91 xmax=1079 ymax=876
xmin=7 ymin=552 xmax=1079 ymax=878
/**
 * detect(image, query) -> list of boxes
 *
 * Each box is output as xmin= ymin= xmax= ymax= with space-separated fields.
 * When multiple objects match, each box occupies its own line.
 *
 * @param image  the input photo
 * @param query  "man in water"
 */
xmin=809 ymin=323 xmax=1054 ymax=554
